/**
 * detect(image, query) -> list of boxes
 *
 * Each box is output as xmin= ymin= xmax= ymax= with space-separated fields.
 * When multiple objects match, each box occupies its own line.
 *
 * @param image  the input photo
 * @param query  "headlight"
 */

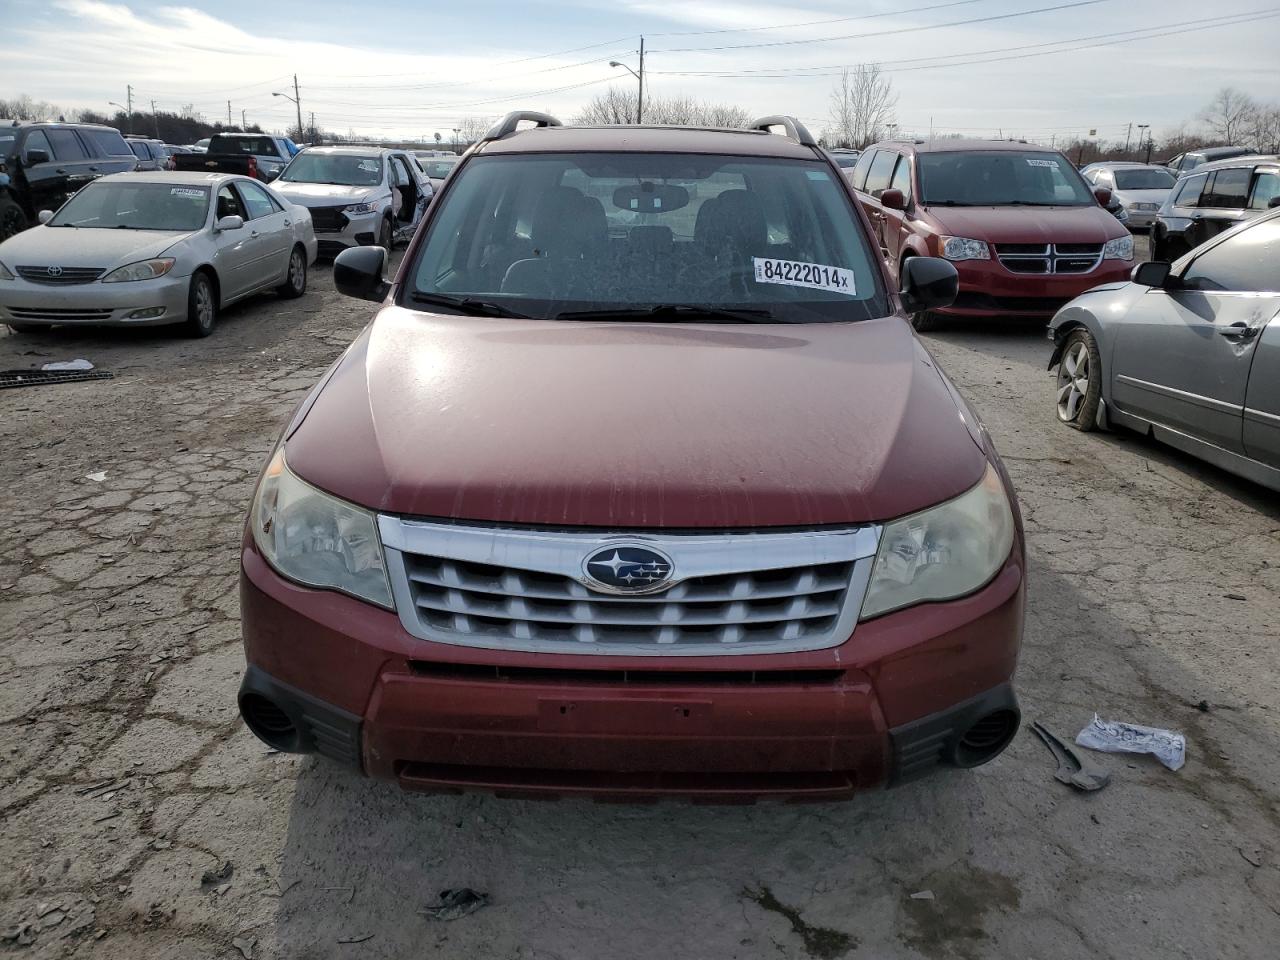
xmin=343 ymin=202 xmax=376 ymax=215
xmin=0 ymin=260 xmax=13 ymax=281
xmin=250 ymin=449 xmax=394 ymax=609
xmin=940 ymin=236 xmax=990 ymax=261
xmin=1102 ymin=235 xmax=1133 ymax=260
xmin=860 ymin=463 xmax=1015 ymax=620
xmin=102 ymin=258 xmax=176 ymax=282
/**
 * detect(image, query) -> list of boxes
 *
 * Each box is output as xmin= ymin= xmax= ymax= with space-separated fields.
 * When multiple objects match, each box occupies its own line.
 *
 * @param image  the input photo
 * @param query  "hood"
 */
xmin=0 ymin=225 xmax=190 ymax=267
xmin=269 ymin=182 xmax=381 ymax=205
xmin=1112 ymin=188 xmax=1171 ymax=206
xmin=283 ymin=309 xmax=988 ymax=528
xmin=924 ymin=204 xmax=1125 ymax=243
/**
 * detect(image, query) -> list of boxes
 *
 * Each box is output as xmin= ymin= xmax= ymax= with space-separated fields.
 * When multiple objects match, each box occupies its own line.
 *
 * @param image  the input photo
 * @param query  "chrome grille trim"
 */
xmin=379 ymin=518 xmax=881 ymax=656
xmin=995 ymin=243 xmax=1103 ymax=275
xmin=16 ymin=266 xmax=105 ymax=284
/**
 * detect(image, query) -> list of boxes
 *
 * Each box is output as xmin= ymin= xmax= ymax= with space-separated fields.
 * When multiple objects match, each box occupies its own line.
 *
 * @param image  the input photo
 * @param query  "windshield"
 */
xmin=406 ymin=152 xmax=888 ymax=323
xmin=918 ymin=150 xmax=1094 ymax=206
xmin=49 ymin=181 xmax=210 ymax=230
xmin=280 ymin=153 xmax=383 ymax=186
xmin=421 ymin=159 xmax=458 ymax=178
xmin=1114 ymin=168 xmax=1175 ymax=190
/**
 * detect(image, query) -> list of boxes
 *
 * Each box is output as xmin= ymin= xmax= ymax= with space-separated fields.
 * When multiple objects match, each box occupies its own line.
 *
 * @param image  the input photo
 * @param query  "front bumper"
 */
xmin=303 ymin=207 xmax=380 ymax=258
xmin=940 ymin=258 xmax=1133 ymax=318
xmin=238 ymin=537 xmax=1025 ymax=800
xmin=0 ymin=273 xmax=191 ymax=326
xmin=1123 ymin=208 xmax=1158 ymax=229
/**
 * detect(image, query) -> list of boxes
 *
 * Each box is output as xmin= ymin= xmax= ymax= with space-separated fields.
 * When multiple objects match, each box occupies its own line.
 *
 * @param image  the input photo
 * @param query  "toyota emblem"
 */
xmin=46 ymin=265 xmax=63 ymax=278
xmin=582 ymin=544 xmax=675 ymax=595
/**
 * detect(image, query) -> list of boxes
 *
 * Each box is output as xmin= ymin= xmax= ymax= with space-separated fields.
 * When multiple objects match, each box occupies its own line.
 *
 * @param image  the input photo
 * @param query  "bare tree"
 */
xmin=1244 ymin=103 xmax=1280 ymax=154
xmin=827 ymin=65 xmax=897 ymax=148
xmin=574 ymin=88 xmax=749 ymax=127
xmin=0 ymin=94 xmax=66 ymax=121
xmin=1200 ymin=87 xmax=1256 ymax=144
xmin=575 ymin=86 xmax=640 ymax=125
xmin=457 ymin=115 xmax=496 ymax=145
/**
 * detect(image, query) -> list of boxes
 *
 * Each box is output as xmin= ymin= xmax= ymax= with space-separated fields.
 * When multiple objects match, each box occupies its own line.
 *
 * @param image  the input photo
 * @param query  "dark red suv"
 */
xmin=237 ymin=113 xmax=1025 ymax=801
xmin=848 ymin=139 xmax=1134 ymax=330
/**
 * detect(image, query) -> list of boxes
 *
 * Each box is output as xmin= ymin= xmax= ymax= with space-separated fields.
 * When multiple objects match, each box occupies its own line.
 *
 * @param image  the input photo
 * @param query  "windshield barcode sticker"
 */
xmin=171 ymin=187 xmax=205 ymax=198
xmin=753 ymin=258 xmax=856 ymax=296
xmin=1026 ymin=158 xmax=1058 ymax=168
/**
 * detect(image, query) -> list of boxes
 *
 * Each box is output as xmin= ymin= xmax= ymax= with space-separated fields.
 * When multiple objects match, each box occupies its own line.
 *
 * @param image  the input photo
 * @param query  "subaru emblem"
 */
xmin=582 ymin=544 xmax=674 ymax=595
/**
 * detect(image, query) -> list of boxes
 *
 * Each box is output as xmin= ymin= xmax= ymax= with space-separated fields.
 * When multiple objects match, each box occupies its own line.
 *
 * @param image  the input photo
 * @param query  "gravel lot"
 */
xmin=3 ymin=243 xmax=1279 ymax=959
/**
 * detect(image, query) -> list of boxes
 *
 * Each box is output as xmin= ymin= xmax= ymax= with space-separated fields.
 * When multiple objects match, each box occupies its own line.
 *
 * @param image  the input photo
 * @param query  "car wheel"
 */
xmin=1055 ymin=328 xmax=1102 ymax=431
xmin=184 ymin=272 xmax=217 ymax=338
xmin=910 ymin=310 xmax=944 ymax=333
xmin=277 ymin=245 xmax=307 ymax=299
xmin=378 ymin=216 xmax=394 ymax=250
xmin=0 ymin=196 xmax=27 ymax=241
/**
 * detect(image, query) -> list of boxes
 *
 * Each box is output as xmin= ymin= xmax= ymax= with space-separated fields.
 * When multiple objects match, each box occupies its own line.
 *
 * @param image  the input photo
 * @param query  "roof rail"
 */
xmin=751 ymin=116 xmax=817 ymax=148
xmin=483 ymin=111 xmax=563 ymax=141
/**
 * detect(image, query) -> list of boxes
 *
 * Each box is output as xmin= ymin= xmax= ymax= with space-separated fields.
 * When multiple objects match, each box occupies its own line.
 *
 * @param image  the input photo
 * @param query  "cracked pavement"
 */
xmin=2 ymin=247 xmax=1279 ymax=959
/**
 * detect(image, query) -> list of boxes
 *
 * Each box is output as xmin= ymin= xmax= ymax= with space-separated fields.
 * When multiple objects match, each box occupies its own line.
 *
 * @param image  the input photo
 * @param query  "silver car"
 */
xmin=0 ymin=171 xmax=317 ymax=337
xmin=1082 ymin=163 xmax=1175 ymax=230
xmin=1048 ymin=207 xmax=1280 ymax=492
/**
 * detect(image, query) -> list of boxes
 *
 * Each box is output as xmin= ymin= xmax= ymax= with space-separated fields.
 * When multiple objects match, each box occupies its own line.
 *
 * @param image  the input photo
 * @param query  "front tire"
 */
xmin=378 ymin=216 xmax=393 ymax=250
xmin=277 ymin=245 xmax=307 ymax=299
xmin=184 ymin=272 xmax=217 ymax=338
xmin=1055 ymin=328 xmax=1102 ymax=431
xmin=0 ymin=196 xmax=27 ymax=241
xmin=910 ymin=310 xmax=945 ymax=332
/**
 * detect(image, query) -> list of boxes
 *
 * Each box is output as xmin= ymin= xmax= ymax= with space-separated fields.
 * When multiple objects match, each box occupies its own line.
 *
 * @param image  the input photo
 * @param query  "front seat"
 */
xmin=502 ymin=187 xmax=608 ymax=298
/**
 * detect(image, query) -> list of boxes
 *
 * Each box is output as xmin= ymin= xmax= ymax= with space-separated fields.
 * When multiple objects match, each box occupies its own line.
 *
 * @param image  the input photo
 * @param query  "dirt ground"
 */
xmin=2 ymin=244 xmax=1279 ymax=959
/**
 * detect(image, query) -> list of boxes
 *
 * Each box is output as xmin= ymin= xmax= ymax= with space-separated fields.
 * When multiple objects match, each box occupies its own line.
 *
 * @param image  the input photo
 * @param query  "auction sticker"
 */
xmin=170 ymin=187 xmax=205 ymax=198
xmin=753 ymin=257 xmax=856 ymax=296
xmin=1025 ymin=158 xmax=1058 ymax=168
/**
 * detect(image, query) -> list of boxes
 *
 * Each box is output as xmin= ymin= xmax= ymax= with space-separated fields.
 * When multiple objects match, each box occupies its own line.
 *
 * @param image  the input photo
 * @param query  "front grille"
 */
xmin=8 ymin=306 xmax=114 ymax=322
xmin=995 ymin=243 xmax=1102 ymax=275
xmin=308 ymin=205 xmax=349 ymax=233
xmin=16 ymin=266 xmax=105 ymax=285
xmin=380 ymin=519 xmax=879 ymax=656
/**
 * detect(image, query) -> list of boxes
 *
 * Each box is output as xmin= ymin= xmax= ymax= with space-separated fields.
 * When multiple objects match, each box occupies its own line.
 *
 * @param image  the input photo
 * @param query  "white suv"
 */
xmin=269 ymin=146 xmax=433 ymax=257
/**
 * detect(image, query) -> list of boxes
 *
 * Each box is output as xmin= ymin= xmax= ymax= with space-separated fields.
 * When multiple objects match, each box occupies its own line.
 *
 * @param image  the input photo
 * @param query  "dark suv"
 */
xmin=1164 ymin=146 xmax=1254 ymax=177
xmin=1150 ymin=154 xmax=1280 ymax=260
xmin=0 ymin=120 xmax=138 ymax=239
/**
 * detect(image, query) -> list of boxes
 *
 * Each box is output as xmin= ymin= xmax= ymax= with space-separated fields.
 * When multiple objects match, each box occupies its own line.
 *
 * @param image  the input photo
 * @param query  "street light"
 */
xmin=609 ymin=38 xmax=645 ymax=124
xmin=273 ymin=75 xmax=305 ymax=143
xmin=1137 ymin=124 xmax=1151 ymax=164
xmin=108 ymin=101 xmax=131 ymax=135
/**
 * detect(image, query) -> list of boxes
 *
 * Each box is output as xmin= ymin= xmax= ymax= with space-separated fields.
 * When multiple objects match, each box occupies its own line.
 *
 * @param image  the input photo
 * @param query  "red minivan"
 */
xmin=848 ymin=139 xmax=1134 ymax=330
xmin=237 ymin=113 xmax=1025 ymax=801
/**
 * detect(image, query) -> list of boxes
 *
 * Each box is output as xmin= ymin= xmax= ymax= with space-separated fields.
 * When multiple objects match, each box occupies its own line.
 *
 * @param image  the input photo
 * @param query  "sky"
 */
xmin=3 ymin=0 xmax=1279 ymax=144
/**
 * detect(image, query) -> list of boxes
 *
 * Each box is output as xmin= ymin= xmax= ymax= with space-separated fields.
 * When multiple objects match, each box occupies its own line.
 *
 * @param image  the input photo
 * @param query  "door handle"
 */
xmin=283 ymin=220 xmax=290 ymax=226
xmin=250 ymin=230 xmax=260 ymax=237
xmin=55 ymin=168 xmax=67 ymax=175
xmin=1219 ymin=323 xmax=1258 ymax=339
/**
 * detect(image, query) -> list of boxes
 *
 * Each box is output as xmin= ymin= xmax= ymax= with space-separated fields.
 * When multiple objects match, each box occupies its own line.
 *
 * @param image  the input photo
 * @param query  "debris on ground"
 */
xmin=232 ymin=934 xmax=257 ymax=959
xmin=1223 ymin=593 xmax=1248 ymax=601
xmin=0 ymin=368 xmax=114 ymax=389
xmin=200 ymin=861 xmax=234 ymax=892
xmin=337 ymin=933 xmax=374 ymax=944
xmin=1031 ymin=720 xmax=1111 ymax=791
xmin=909 ymin=890 xmax=935 ymax=900
xmin=1196 ymin=700 xmax=1211 ymax=712
xmin=84 ymin=471 xmax=108 ymax=483
xmin=41 ymin=359 xmax=94 ymax=371
xmin=1 ymin=922 xmax=34 ymax=945
xmin=1240 ymin=845 xmax=1265 ymax=867
xmin=1076 ymin=714 xmax=1186 ymax=771
xmin=422 ymin=888 xmax=489 ymax=922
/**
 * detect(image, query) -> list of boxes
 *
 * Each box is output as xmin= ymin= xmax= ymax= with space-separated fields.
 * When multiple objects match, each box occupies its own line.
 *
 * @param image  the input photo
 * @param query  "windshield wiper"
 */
xmin=555 ymin=304 xmax=778 ymax=324
xmin=409 ymin=291 xmax=532 ymax=319
xmin=924 ymin=199 xmax=974 ymax=206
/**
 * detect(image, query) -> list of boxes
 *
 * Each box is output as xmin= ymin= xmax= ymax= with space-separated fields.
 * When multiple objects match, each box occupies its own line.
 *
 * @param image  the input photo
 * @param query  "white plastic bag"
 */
xmin=42 ymin=359 xmax=94 ymax=371
xmin=1076 ymin=714 xmax=1185 ymax=771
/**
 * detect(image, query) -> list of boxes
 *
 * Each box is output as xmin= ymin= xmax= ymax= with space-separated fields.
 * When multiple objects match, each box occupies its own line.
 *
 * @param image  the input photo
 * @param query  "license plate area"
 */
xmin=538 ymin=697 xmax=712 ymax=734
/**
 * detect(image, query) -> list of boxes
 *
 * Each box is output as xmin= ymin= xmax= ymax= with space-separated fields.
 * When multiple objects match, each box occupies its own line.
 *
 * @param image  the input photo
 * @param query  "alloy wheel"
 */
xmin=1056 ymin=341 xmax=1092 ymax=422
xmin=289 ymin=250 xmax=305 ymax=294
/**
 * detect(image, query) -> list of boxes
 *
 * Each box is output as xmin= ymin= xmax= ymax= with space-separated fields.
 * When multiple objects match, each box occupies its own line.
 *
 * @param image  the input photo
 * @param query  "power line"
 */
xmin=645 ymin=0 xmax=986 ymax=37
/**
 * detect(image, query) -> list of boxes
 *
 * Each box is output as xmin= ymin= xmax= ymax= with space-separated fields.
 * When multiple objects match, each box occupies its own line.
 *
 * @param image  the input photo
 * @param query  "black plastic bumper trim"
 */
xmin=238 ymin=665 xmax=363 ymax=772
xmin=887 ymin=682 xmax=1019 ymax=786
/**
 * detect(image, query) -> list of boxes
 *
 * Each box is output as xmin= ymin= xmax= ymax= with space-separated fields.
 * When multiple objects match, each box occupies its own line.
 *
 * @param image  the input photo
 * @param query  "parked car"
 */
xmin=172 ymin=133 xmax=293 ymax=182
xmin=1150 ymin=155 xmax=1280 ymax=260
xmin=192 ymin=138 xmax=210 ymax=153
xmin=235 ymin=111 xmax=1026 ymax=801
xmin=0 ymin=171 xmax=316 ymax=337
xmin=0 ymin=120 xmax=138 ymax=240
xmin=270 ymin=145 xmax=432 ymax=257
xmin=415 ymin=154 xmax=458 ymax=190
xmin=828 ymin=148 xmax=862 ymax=170
xmin=125 ymin=136 xmax=170 ymax=172
xmin=1081 ymin=162 xmax=1175 ymax=230
xmin=1164 ymin=146 xmax=1254 ymax=177
xmin=847 ymin=139 xmax=1133 ymax=330
xmin=1048 ymin=207 xmax=1280 ymax=491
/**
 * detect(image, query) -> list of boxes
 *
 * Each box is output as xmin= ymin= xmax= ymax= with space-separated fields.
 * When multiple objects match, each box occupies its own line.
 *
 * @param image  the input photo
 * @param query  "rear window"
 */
xmin=82 ymin=128 xmax=133 ymax=158
xmin=1113 ymin=168 xmax=1174 ymax=190
xmin=211 ymin=136 xmax=281 ymax=157
xmin=407 ymin=152 xmax=888 ymax=323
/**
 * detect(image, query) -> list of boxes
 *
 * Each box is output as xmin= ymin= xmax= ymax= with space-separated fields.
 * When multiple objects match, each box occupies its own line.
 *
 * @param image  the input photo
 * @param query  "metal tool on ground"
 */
xmin=1 ymin=369 xmax=113 ymax=389
xmin=1032 ymin=720 xmax=1111 ymax=791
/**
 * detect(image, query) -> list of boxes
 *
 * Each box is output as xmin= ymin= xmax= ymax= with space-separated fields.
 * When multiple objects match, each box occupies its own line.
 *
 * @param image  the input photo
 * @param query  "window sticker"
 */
xmin=170 ymin=187 xmax=205 ymax=198
xmin=806 ymin=170 xmax=831 ymax=181
xmin=1026 ymin=158 xmax=1058 ymax=168
xmin=753 ymin=257 xmax=856 ymax=295
xmin=358 ymin=159 xmax=379 ymax=172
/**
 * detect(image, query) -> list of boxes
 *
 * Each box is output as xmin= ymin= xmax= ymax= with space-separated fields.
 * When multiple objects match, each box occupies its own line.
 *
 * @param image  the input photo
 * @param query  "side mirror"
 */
xmin=1268 ymin=196 xmax=1280 ymax=209
xmin=1093 ymin=187 xmax=1112 ymax=206
xmin=880 ymin=188 xmax=906 ymax=211
xmin=1132 ymin=261 xmax=1171 ymax=288
xmin=25 ymin=149 xmax=50 ymax=165
xmin=334 ymin=246 xmax=390 ymax=302
xmin=900 ymin=256 xmax=958 ymax=313
xmin=37 ymin=210 xmax=53 ymax=225
xmin=214 ymin=215 xmax=244 ymax=232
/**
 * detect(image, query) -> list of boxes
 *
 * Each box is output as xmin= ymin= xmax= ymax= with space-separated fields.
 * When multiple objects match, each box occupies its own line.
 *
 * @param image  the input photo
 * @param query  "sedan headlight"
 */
xmin=940 ymin=236 xmax=990 ymax=261
xmin=102 ymin=258 xmax=176 ymax=282
xmin=250 ymin=449 xmax=394 ymax=609
xmin=0 ymin=260 xmax=13 ymax=281
xmin=343 ymin=202 xmax=376 ymax=215
xmin=1102 ymin=235 xmax=1134 ymax=260
xmin=860 ymin=463 xmax=1015 ymax=620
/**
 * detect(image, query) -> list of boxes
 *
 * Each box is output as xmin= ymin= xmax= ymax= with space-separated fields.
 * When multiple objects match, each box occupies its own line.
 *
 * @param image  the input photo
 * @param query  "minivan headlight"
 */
xmin=250 ymin=449 xmax=394 ymax=609
xmin=940 ymin=236 xmax=990 ymax=261
xmin=860 ymin=463 xmax=1014 ymax=620
xmin=1102 ymin=235 xmax=1134 ymax=260
xmin=102 ymin=258 xmax=175 ymax=282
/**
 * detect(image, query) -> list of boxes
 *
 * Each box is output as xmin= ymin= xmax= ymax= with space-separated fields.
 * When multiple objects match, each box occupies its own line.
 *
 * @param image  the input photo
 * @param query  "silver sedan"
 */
xmin=1047 ymin=207 xmax=1280 ymax=492
xmin=0 ymin=171 xmax=317 ymax=337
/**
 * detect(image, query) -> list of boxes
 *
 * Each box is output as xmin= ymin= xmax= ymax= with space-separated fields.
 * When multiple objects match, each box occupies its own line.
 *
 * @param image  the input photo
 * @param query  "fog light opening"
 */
xmin=127 ymin=306 xmax=166 ymax=320
xmin=954 ymin=709 xmax=1019 ymax=768
xmin=240 ymin=692 xmax=299 ymax=751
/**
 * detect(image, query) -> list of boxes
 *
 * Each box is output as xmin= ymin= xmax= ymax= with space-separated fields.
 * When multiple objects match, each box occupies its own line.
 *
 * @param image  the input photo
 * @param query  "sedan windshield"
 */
xmin=1114 ymin=168 xmax=1175 ymax=190
xmin=406 ymin=152 xmax=888 ymax=323
xmin=49 ymin=181 xmax=210 ymax=230
xmin=918 ymin=150 xmax=1094 ymax=206
xmin=280 ymin=153 xmax=383 ymax=186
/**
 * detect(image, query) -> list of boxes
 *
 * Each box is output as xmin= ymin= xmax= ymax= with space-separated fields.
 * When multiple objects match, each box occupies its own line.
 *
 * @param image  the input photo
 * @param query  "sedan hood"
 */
xmin=925 ymin=204 xmax=1124 ymax=243
xmin=270 ymin=182 xmax=379 ymax=205
xmin=284 ymin=309 xmax=988 ymax=528
xmin=0 ymin=225 xmax=191 ymax=266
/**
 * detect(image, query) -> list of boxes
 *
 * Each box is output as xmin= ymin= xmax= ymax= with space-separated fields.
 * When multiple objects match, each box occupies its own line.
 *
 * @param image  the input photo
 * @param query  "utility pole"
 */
xmin=1137 ymin=124 xmax=1150 ymax=164
xmin=292 ymin=74 xmax=304 ymax=143
xmin=637 ymin=36 xmax=645 ymax=124
xmin=150 ymin=99 xmax=159 ymax=138
xmin=309 ymin=111 xmax=315 ymax=144
xmin=1124 ymin=122 xmax=1133 ymax=154
xmin=227 ymin=101 xmax=232 ymax=127
xmin=241 ymin=109 xmax=247 ymax=130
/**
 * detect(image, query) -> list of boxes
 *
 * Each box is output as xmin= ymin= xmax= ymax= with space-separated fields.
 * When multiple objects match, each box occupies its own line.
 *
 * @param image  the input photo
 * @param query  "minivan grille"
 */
xmin=380 ymin=520 xmax=879 ymax=656
xmin=16 ymin=266 xmax=105 ymax=285
xmin=995 ymin=244 xmax=1102 ymax=275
